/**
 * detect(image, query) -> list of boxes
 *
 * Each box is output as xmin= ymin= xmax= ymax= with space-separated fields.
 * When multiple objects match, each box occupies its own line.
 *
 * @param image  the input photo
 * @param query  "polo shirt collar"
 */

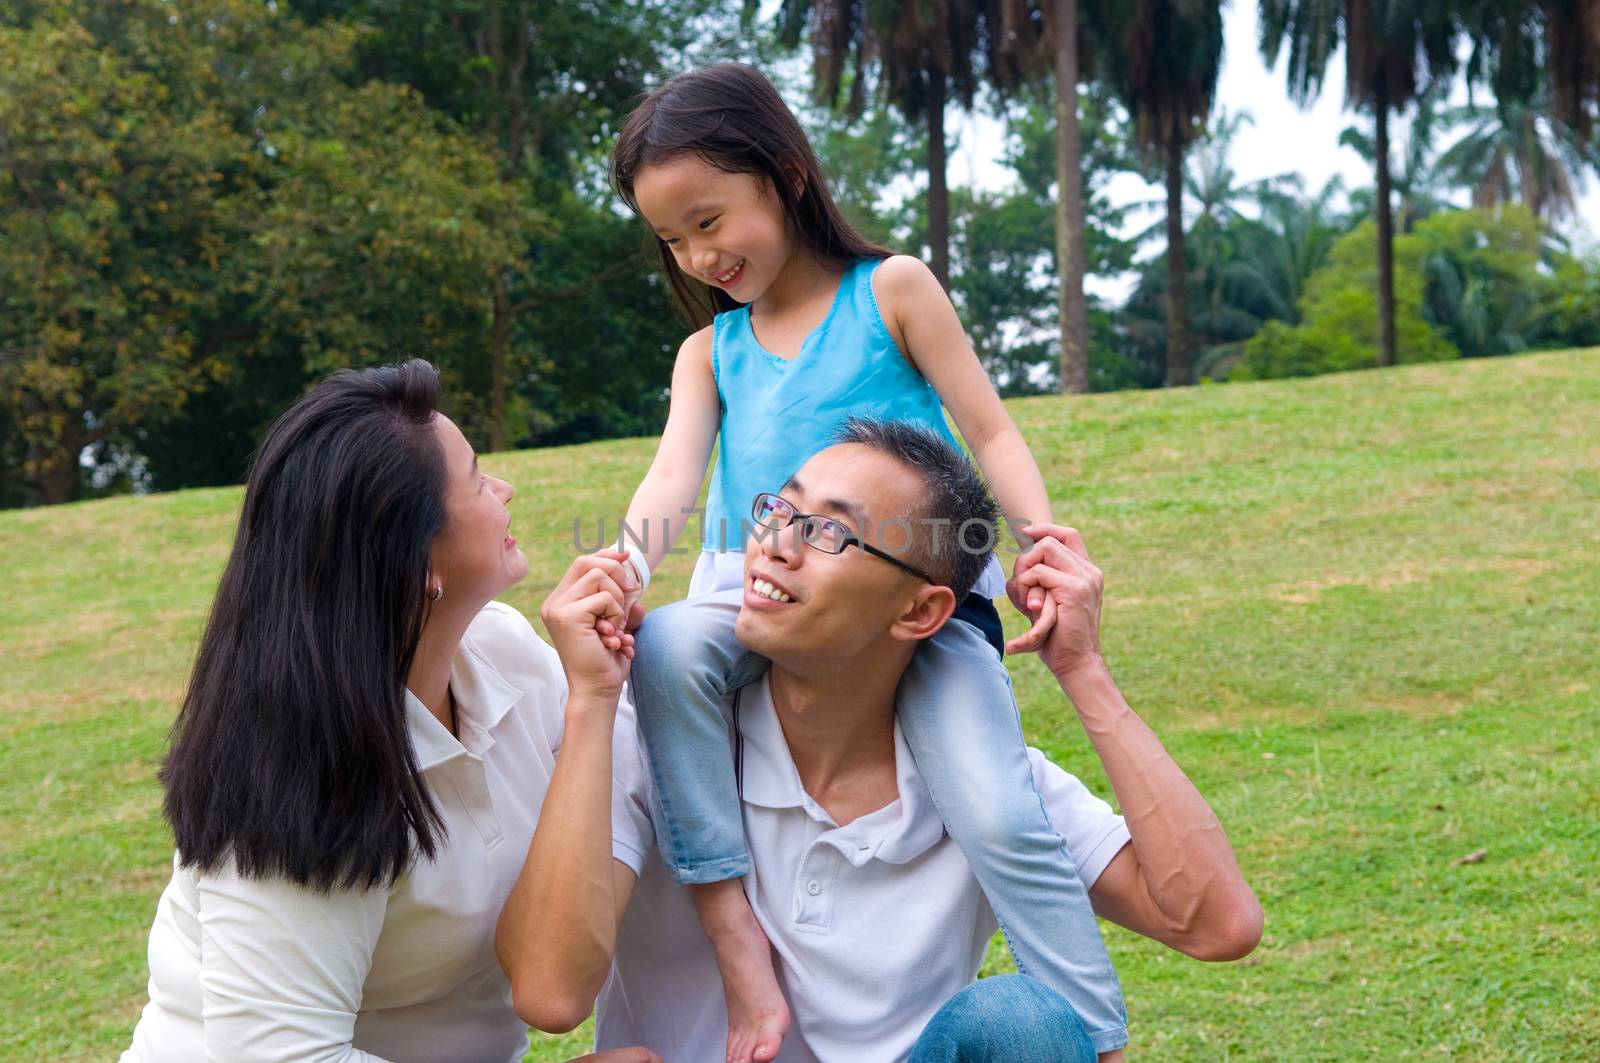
xmin=404 ymin=630 xmax=523 ymax=771
xmin=735 ymin=678 xmax=948 ymax=866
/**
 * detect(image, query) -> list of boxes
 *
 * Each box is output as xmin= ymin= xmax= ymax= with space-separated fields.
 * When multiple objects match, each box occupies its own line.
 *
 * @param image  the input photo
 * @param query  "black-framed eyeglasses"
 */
xmin=750 ymin=492 xmax=936 ymax=585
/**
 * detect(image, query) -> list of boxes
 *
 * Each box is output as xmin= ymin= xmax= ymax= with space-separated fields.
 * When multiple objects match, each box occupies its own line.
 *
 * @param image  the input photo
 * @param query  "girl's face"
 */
xmin=632 ymin=154 xmax=796 ymax=303
xmin=427 ymin=413 xmax=527 ymax=607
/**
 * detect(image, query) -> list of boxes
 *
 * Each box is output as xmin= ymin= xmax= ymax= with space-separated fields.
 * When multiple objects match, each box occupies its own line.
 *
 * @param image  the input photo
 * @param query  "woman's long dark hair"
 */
xmin=161 ymin=359 xmax=449 ymax=892
xmin=611 ymin=62 xmax=892 ymax=329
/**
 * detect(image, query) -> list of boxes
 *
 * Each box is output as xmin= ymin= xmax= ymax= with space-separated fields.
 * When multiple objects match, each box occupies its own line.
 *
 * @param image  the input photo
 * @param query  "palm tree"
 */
xmin=1238 ymin=176 xmax=1355 ymax=326
xmin=1465 ymin=0 xmax=1600 ymax=142
xmin=1259 ymin=0 xmax=1464 ymax=368
xmin=1129 ymin=109 xmax=1293 ymax=240
xmin=1045 ymin=0 xmax=1090 ymax=392
xmin=1096 ymin=0 xmax=1225 ymax=387
xmin=1434 ymin=89 xmax=1600 ymax=221
xmin=1122 ymin=174 xmax=1354 ymax=381
xmin=778 ymin=0 xmax=1045 ymax=290
xmin=1338 ymin=82 xmax=1452 ymax=233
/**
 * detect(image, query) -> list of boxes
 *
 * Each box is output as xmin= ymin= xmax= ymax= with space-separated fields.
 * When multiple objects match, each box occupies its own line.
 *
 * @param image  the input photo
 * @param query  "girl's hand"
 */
xmin=540 ymin=551 xmax=643 ymax=700
xmin=613 ymin=553 xmax=647 ymax=626
xmin=1006 ymin=525 xmax=1106 ymax=679
xmin=1004 ymin=528 xmax=1062 ymax=655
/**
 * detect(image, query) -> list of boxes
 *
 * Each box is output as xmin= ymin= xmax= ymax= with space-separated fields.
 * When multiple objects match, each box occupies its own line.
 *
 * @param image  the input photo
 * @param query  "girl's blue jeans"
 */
xmin=630 ymin=588 xmax=1129 ymax=1053
xmin=908 ymin=974 xmax=1097 ymax=1063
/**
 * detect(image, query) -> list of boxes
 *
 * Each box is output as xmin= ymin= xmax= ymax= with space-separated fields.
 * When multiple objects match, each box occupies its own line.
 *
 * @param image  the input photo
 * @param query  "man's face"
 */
xmin=735 ymin=444 xmax=944 ymax=664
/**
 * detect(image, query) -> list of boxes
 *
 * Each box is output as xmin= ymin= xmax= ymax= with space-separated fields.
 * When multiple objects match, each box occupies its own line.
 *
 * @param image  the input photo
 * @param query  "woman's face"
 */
xmin=428 ymin=414 xmax=527 ymax=607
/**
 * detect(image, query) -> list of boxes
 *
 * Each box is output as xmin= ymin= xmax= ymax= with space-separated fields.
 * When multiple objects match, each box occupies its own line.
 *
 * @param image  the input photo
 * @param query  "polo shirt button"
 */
xmin=806 ymin=880 xmax=821 ymax=896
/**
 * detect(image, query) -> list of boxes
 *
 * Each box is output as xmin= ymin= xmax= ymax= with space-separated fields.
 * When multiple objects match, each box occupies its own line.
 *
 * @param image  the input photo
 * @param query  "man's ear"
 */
xmin=889 ymin=584 xmax=958 ymax=643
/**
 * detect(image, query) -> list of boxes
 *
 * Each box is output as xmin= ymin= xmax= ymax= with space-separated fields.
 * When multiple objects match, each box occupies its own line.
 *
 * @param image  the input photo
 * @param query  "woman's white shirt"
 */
xmin=122 ymin=601 xmax=565 ymax=1063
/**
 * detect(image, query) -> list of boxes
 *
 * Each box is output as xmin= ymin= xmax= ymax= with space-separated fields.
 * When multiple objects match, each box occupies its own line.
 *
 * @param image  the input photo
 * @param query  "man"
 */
xmin=498 ymin=420 xmax=1262 ymax=1061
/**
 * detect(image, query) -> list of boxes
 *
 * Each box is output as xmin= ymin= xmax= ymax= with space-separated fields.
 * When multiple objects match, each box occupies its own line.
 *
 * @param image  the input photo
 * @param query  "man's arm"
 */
xmin=495 ymin=553 xmax=642 ymax=1032
xmin=1012 ymin=525 xmax=1264 ymax=962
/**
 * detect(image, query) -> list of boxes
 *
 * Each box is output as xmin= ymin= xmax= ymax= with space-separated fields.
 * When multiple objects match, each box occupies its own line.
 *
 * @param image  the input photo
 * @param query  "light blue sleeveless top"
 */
xmin=702 ymin=257 xmax=960 ymax=551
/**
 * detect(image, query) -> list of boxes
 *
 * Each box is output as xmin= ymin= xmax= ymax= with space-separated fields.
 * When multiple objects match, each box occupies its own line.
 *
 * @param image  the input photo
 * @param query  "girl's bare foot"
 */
xmin=692 ymin=879 xmax=790 ymax=1063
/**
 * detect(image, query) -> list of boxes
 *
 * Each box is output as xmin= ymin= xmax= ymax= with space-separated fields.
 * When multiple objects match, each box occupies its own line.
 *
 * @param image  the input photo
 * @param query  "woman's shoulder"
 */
xmin=465 ymin=601 xmax=561 ymax=679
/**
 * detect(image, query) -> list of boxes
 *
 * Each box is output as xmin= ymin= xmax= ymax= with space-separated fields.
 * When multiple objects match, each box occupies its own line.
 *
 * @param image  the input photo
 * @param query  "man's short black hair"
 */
xmin=831 ymin=417 xmax=1002 ymax=600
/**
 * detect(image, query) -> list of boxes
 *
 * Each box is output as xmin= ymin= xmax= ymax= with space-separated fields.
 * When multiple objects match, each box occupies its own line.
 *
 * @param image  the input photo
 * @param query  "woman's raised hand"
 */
xmin=540 ymin=549 xmax=645 ymax=701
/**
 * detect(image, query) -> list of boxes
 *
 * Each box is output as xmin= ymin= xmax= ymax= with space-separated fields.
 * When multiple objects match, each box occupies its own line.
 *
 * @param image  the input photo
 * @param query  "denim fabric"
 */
xmin=895 ymin=616 xmax=1127 ymax=1052
xmin=629 ymin=589 xmax=762 ymax=883
xmin=907 ymin=975 xmax=1097 ymax=1063
xmin=628 ymin=591 xmax=1128 ymax=1052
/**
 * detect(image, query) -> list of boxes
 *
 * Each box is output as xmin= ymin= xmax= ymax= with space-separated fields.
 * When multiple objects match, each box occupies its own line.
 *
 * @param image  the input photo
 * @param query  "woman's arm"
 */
xmin=195 ymin=864 xmax=391 ymax=1063
xmin=496 ymin=553 xmax=642 ymax=1032
xmin=618 ymin=326 xmax=721 ymax=583
xmin=497 ymin=694 xmax=640 ymax=1031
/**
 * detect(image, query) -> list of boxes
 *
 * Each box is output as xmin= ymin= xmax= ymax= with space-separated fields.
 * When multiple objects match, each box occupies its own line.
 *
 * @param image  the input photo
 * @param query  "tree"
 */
xmin=1238 ymin=219 xmax=1459 ymax=380
xmin=777 ymin=0 xmax=1046 ymax=290
xmin=1462 ymin=0 xmax=1600 ymax=144
xmin=1434 ymin=89 xmax=1600 ymax=221
xmin=1413 ymin=205 xmax=1548 ymax=357
xmin=1339 ymin=82 xmax=1453 ymax=234
xmin=1260 ymin=0 xmax=1467 ymax=369
xmin=0 ymin=2 xmax=527 ymax=505
xmin=1119 ymin=171 xmax=1355 ymax=381
xmin=943 ymin=82 xmax=1135 ymax=393
xmin=286 ymin=0 xmax=731 ymax=452
xmin=1045 ymin=0 xmax=1091 ymax=392
xmin=1096 ymin=0 xmax=1225 ymax=387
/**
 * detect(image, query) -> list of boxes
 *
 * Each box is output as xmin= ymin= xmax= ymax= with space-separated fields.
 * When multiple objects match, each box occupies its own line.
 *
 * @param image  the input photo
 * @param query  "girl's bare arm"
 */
xmin=874 ymin=255 xmax=1057 ymax=649
xmin=619 ymin=326 xmax=721 ymax=578
xmin=873 ymin=255 xmax=1054 ymax=538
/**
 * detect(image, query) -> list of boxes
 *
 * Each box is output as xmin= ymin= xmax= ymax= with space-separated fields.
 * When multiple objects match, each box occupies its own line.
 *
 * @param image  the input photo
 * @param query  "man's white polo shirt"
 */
xmin=599 ymin=676 xmax=1131 ymax=1063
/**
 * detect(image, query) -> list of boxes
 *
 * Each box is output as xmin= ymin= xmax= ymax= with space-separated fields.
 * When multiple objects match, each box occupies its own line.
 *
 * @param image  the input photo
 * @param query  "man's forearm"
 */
xmin=1061 ymin=658 xmax=1261 ymax=956
xmin=496 ymin=694 xmax=624 ymax=1030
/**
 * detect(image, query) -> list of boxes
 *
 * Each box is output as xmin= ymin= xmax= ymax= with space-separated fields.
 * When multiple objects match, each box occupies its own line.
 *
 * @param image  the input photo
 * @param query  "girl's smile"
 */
xmin=710 ymin=259 xmax=746 ymax=290
xmin=631 ymin=154 xmax=793 ymax=306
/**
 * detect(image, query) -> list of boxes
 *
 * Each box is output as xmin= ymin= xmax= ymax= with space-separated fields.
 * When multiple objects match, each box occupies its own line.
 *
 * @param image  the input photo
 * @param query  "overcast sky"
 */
xmin=938 ymin=1 xmax=1600 ymax=299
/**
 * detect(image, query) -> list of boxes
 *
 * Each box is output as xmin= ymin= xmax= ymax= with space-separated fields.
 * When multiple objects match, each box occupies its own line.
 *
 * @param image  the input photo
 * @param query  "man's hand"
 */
xmin=1006 ymin=523 xmax=1105 ymax=681
xmin=539 ymin=550 xmax=644 ymax=701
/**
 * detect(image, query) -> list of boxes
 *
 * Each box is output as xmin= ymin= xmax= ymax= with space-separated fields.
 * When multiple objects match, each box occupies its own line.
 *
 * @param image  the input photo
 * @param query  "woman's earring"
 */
xmin=428 ymin=583 xmax=444 ymax=602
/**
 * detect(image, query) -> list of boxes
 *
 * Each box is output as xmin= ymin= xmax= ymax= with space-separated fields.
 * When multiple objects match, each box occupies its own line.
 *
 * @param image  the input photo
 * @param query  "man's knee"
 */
xmin=917 ymin=975 xmax=1096 ymax=1063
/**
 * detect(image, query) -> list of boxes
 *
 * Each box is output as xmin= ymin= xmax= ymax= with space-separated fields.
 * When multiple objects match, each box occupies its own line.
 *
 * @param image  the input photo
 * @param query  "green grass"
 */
xmin=3 ymin=349 xmax=1597 ymax=1061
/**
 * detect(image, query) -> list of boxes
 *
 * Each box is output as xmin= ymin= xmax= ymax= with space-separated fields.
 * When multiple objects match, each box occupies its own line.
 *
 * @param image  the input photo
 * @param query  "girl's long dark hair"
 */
xmin=612 ymin=62 xmax=892 ymax=329
xmin=160 ymin=359 xmax=449 ymax=892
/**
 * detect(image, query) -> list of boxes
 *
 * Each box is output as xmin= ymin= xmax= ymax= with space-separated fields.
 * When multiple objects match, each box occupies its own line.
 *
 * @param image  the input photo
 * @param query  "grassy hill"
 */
xmin=2 ymin=349 xmax=1597 ymax=1060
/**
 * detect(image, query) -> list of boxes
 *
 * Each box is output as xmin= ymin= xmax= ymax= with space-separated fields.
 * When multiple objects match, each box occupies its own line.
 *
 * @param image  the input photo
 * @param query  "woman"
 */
xmin=122 ymin=360 xmax=655 ymax=1063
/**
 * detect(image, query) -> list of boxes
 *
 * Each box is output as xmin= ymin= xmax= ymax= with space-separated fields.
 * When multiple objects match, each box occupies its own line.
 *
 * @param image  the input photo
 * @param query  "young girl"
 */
xmin=607 ymin=63 xmax=1127 ymax=1063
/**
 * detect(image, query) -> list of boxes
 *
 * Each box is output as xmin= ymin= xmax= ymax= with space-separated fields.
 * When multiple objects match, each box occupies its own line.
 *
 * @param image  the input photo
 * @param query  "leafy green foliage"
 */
xmin=1239 ymin=206 xmax=1583 ymax=379
xmin=0 ymin=1 xmax=528 ymax=503
xmin=1239 ymin=220 xmax=1459 ymax=379
xmin=281 ymin=0 xmax=740 ymax=452
xmin=1539 ymin=249 xmax=1600 ymax=349
xmin=1412 ymin=204 xmax=1546 ymax=358
xmin=941 ymin=84 xmax=1139 ymax=394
